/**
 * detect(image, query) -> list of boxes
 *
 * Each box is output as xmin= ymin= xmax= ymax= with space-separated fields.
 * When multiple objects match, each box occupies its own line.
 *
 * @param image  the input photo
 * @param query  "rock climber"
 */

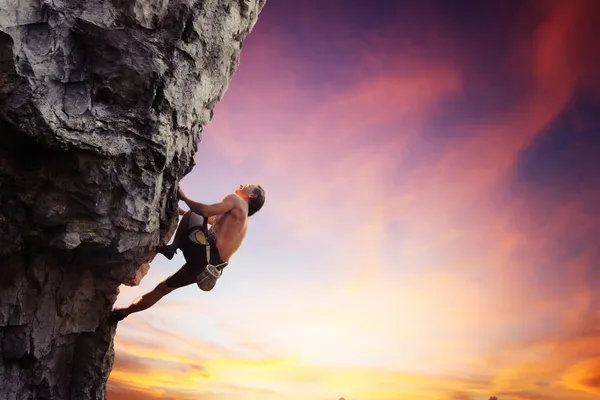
xmin=109 ymin=183 xmax=266 ymax=323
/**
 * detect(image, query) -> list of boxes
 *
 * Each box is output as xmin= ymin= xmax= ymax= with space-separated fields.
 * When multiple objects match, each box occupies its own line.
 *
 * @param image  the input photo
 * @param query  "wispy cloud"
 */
xmin=109 ymin=327 xmax=600 ymax=400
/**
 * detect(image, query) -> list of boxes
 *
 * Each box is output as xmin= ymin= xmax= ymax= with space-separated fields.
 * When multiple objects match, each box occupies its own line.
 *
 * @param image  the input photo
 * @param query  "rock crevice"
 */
xmin=0 ymin=1 xmax=266 ymax=398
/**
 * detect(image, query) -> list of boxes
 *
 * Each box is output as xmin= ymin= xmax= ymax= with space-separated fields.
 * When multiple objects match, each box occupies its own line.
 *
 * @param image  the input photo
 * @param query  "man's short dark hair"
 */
xmin=248 ymin=185 xmax=265 ymax=216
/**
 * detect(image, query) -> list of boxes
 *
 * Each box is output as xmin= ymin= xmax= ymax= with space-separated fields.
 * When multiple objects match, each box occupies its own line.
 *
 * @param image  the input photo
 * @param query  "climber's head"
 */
xmin=235 ymin=184 xmax=265 ymax=216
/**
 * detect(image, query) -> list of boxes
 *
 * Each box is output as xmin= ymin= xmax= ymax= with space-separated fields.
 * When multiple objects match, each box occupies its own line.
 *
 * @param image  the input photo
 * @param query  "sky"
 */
xmin=107 ymin=1 xmax=600 ymax=399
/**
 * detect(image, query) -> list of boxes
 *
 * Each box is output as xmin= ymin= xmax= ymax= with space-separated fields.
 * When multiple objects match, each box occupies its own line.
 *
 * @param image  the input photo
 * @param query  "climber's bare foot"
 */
xmin=109 ymin=308 xmax=128 ymax=324
xmin=156 ymin=243 xmax=177 ymax=260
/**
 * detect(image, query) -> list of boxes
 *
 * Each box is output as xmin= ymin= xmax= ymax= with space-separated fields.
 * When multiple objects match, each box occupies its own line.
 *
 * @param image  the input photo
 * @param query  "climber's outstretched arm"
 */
xmin=179 ymin=187 xmax=236 ymax=218
xmin=177 ymin=202 xmax=213 ymax=224
xmin=184 ymin=196 xmax=236 ymax=218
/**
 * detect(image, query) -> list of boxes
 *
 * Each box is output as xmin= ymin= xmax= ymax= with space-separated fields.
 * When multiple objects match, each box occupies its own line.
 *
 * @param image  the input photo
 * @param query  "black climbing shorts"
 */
xmin=165 ymin=219 xmax=226 ymax=289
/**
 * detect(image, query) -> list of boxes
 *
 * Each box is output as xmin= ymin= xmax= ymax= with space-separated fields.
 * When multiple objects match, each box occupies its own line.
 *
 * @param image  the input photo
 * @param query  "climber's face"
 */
xmin=235 ymin=184 xmax=260 ymax=199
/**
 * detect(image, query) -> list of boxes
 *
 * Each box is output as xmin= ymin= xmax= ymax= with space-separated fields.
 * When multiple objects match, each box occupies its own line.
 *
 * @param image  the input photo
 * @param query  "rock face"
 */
xmin=0 ymin=0 xmax=266 ymax=398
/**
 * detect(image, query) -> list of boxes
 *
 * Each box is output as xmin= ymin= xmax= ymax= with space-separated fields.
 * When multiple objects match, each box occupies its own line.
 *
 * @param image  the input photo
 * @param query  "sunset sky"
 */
xmin=107 ymin=1 xmax=600 ymax=399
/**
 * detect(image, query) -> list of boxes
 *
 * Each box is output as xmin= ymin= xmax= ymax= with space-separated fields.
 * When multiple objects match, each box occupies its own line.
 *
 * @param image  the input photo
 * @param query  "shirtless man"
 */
xmin=109 ymin=183 xmax=266 ymax=322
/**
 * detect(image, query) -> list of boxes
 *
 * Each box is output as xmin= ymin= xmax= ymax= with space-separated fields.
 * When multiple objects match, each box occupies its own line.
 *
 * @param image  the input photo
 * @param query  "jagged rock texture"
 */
xmin=0 ymin=0 xmax=266 ymax=398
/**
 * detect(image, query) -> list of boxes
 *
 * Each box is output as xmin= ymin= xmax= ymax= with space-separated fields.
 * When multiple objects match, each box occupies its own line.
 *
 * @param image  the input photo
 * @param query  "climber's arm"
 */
xmin=181 ymin=193 xmax=237 ymax=218
xmin=178 ymin=205 xmax=213 ymax=223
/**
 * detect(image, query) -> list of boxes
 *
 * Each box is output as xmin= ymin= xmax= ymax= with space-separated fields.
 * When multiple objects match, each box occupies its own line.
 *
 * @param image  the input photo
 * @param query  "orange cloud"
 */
xmin=108 ymin=293 xmax=600 ymax=400
xmin=562 ymin=357 xmax=600 ymax=395
xmin=108 ymin=385 xmax=175 ymax=400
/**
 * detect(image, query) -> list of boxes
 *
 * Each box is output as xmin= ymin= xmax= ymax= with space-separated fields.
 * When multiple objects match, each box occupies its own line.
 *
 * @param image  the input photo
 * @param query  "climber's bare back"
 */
xmin=210 ymin=194 xmax=248 ymax=262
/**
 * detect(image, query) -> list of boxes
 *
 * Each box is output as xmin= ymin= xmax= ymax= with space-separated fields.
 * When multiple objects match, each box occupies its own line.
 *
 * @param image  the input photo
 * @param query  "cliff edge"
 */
xmin=0 ymin=1 xmax=266 ymax=398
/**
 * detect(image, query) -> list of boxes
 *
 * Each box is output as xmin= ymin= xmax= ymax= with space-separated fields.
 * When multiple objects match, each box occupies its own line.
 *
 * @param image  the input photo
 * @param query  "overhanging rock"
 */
xmin=0 ymin=1 xmax=267 ymax=398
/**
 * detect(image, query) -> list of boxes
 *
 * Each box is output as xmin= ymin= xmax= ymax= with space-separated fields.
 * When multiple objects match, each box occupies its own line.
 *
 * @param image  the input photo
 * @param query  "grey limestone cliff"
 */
xmin=0 ymin=0 xmax=266 ymax=398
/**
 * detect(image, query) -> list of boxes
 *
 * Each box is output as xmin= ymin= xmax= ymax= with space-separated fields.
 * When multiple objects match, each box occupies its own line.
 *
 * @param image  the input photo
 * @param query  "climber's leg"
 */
xmin=109 ymin=280 xmax=174 ymax=322
xmin=109 ymin=261 xmax=204 ymax=323
xmin=156 ymin=211 xmax=192 ymax=260
xmin=164 ymin=261 xmax=204 ymax=289
xmin=127 ymin=281 xmax=172 ymax=314
xmin=171 ymin=210 xmax=193 ymax=249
